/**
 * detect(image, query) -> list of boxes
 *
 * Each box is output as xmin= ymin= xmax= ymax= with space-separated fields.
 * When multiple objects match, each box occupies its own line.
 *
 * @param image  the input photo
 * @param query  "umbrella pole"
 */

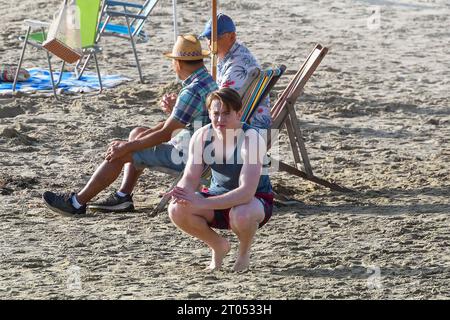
xmin=211 ymin=0 xmax=217 ymax=81
xmin=173 ymin=0 xmax=179 ymax=81
xmin=172 ymin=0 xmax=178 ymax=43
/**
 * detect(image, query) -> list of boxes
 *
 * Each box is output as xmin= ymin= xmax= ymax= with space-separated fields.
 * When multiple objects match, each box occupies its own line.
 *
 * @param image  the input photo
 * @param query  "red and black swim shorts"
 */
xmin=199 ymin=190 xmax=274 ymax=230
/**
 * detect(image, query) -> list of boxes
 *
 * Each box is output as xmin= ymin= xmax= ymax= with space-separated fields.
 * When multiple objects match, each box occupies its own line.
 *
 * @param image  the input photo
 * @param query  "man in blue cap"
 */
xmin=161 ymin=13 xmax=271 ymax=129
xmin=198 ymin=13 xmax=271 ymax=129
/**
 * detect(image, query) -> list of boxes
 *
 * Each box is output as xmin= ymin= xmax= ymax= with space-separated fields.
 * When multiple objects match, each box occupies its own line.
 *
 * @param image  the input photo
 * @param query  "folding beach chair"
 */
xmin=12 ymin=0 xmax=103 ymax=99
xmin=82 ymin=0 xmax=160 ymax=83
xmin=269 ymin=44 xmax=352 ymax=192
xmin=151 ymin=65 xmax=286 ymax=215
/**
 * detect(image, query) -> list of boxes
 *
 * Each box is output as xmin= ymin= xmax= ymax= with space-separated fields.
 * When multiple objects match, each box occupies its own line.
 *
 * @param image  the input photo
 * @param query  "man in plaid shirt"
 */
xmin=42 ymin=35 xmax=218 ymax=216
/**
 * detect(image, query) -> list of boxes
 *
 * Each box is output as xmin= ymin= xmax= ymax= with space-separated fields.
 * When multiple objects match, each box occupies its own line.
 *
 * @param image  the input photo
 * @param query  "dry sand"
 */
xmin=1 ymin=0 xmax=450 ymax=299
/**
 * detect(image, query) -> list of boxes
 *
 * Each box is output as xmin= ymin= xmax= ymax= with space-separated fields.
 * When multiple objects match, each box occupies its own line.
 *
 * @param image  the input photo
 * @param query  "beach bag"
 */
xmin=0 ymin=64 xmax=30 ymax=82
xmin=43 ymin=0 xmax=82 ymax=64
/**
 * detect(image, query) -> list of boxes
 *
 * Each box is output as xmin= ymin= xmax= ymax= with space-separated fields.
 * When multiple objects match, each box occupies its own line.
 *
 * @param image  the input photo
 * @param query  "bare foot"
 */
xmin=233 ymin=253 xmax=250 ymax=272
xmin=206 ymin=239 xmax=231 ymax=271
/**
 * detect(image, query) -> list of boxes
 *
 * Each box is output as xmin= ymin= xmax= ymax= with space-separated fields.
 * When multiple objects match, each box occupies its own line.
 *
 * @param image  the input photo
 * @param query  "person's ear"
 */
xmin=229 ymin=32 xmax=237 ymax=43
xmin=237 ymin=109 xmax=243 ymax=120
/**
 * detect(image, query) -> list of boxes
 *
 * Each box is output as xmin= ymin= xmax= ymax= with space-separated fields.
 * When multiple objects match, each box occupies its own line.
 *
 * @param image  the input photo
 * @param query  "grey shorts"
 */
xmin=132 ymin=143 xmax=186 ymax=172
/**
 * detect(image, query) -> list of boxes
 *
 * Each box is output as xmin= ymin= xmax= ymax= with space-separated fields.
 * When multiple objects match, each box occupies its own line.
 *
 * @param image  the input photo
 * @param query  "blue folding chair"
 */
xmin=79 ymin=0 xmax=159 ymax=83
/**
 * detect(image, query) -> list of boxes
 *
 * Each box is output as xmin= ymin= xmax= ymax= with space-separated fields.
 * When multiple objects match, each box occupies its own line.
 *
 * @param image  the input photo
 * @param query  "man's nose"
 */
xmin=217 ymin=114 xmax=226 ymax=123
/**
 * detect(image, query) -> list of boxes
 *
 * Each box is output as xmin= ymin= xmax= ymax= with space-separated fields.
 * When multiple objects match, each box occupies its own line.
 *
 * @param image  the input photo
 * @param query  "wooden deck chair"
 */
xmin=77 ymin=0 xmax=159 ymax=83
xmin=269 ymin=44 xmax=352 ymax=192
xmin=12 ymin=0 xmax=103 ymax=100
xmin=150 ymin=65 xmax=286 ymax=215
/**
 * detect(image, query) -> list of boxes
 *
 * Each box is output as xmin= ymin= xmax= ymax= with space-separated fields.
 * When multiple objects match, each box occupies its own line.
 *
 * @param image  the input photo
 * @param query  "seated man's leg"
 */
xmin=90 ymin=140 xmax=185 ymax=212
xmin=168 ymin=202 xmax=231 ymax=271
xmin=76 ymin=153 xmax=134 ymax=205
xmin=132 ymin=142 xmax=186 ymax=173
xmin=118 ymin=127 xmax=149 ymax=195
xmin=229 ymin=198 xmax=266 ymax=272
xmin=43 ymin=150 xmax=134 ymax=216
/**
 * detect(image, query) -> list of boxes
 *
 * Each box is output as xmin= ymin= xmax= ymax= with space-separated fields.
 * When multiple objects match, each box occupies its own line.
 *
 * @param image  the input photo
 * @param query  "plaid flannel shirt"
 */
xmin=169 ymin=66 xmax=218 ymax=152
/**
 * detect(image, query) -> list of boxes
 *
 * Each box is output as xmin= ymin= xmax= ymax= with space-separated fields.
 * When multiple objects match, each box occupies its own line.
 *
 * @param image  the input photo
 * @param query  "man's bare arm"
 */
xmin=177 ymin=127 xmax=207 ymax=192
xmin=135 ymin=121 xmax=165 ymax=140
xmin=127 ymin=116 xmax=185 ymax=152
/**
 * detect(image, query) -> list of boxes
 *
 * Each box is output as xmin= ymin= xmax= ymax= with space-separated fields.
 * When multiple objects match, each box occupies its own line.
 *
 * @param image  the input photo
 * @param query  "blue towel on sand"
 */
xmin=0 ymin=68 xmax=131 ymax=95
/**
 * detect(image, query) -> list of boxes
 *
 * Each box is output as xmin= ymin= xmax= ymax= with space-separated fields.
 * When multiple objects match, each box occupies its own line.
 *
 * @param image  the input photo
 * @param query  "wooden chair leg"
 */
xmin=284 ymin=115 xmax=303 ymax=167
xmin=286 ymin=101 xmax=313 ymax=176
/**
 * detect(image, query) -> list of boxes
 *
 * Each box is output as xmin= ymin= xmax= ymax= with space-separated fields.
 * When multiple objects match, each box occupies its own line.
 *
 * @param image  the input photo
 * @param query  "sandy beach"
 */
xmin=1 ymin=0 xmax=450 ymax=299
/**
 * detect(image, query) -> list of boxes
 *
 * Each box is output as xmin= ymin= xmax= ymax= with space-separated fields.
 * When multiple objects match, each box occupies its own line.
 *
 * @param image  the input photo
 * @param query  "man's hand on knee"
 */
xmin=166 ymin=186 xmax=206 ymax=210
xmin=105 ymin=140 xmax=131 ymax=162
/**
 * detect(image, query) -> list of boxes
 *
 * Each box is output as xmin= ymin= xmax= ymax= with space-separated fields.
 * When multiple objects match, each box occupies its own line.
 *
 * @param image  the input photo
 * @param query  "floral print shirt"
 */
xmin=217 ymin=42 xmax=271 ymax=129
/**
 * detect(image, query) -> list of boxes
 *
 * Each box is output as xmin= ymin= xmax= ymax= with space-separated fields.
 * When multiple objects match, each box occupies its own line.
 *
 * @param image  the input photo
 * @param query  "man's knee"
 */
xmin=229 ymin=205 xmax=254 ymax=228
xmin=113 ymin=152 xmax=134 ymax=165
xmin=129 ymin=127 xmax=147 ymax=141
xmin=168 ymin=202 xmax=187 ymax=223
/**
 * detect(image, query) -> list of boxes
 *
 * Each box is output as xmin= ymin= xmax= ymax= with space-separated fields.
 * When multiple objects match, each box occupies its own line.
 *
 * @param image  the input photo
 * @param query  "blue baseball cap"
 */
xmin=199 ymin=13 xmax=236 ymax=40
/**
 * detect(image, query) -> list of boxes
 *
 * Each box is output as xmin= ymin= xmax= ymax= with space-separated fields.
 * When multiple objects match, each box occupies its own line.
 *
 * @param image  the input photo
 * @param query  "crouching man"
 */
xmin=167 ymin=88 xmax=273 ymax=272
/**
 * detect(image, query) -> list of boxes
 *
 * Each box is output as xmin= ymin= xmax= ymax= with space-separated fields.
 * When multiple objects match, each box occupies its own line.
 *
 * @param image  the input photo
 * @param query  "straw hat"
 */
xmin=164 ymin=34 xmax=210 ymax=60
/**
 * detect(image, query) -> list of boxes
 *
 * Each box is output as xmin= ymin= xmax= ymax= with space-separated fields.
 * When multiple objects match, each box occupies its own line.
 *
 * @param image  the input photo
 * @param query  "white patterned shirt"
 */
xmin=217 ymin=42 xmax=271 ymax=129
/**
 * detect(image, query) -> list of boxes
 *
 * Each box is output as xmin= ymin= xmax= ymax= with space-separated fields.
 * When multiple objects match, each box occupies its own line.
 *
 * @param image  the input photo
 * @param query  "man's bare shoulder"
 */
xmin=243 ymin=127 xmax=264 ymax=142
xmin=241 ymin=128 xmax=267 ymax=159
xmin=191 ymin=124 xmax=211 ymax=144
